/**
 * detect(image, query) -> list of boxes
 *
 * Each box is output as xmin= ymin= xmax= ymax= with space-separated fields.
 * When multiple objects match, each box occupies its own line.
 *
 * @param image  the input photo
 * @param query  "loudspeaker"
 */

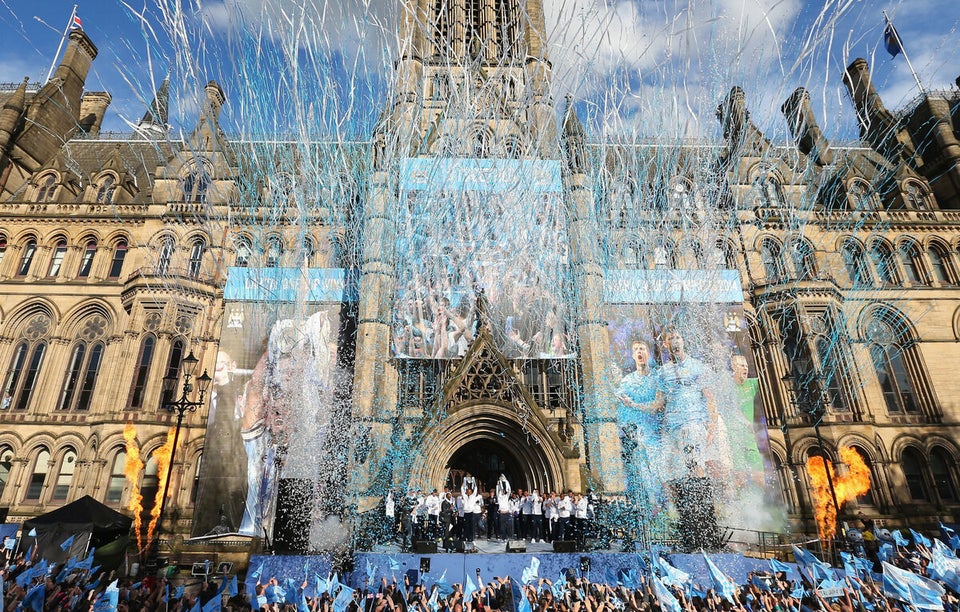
xmin=273 ymin=478 xmax=313 ymax=553
xmin=451 ymin=540 xmax=476 ymax=553
xmin=553 ymin=540 xmax=577 ymax=552
xmin=506 ymin=539 xmax=527 ymax=553
xmin=414 ymin=541 xmax=438 ymax=554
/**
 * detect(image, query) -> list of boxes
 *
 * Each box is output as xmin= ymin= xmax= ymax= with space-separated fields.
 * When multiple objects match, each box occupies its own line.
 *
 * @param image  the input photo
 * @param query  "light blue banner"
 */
xmin=604 ymin=269 xmax=743 ymax=303
xmin=400 ymin=157 xmax=562 ymax=193
xmin=224 ymin=267 xmax=350 ymax=302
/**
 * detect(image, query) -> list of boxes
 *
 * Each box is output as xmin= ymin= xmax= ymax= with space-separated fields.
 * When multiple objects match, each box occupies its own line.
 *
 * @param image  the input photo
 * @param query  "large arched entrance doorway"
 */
xmin=410 ymin=402 xmax=566 ymax=494
xmin=446 ymin=438 xmax=527 ymax=493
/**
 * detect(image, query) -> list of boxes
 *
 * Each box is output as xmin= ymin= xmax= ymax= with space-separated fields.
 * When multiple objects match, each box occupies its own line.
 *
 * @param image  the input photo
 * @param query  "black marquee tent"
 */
xmin=22 ymin=496 xmax=132 ymax=563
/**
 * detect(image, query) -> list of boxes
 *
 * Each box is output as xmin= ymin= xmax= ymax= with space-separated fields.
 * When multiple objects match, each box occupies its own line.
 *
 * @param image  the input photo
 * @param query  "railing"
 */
xmin=123 ymin=265 xmax=217 ymax=287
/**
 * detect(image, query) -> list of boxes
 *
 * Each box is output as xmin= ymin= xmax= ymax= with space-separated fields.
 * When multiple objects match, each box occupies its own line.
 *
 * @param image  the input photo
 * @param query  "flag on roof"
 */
xmin=883 ymin=21 xmax=902 ymax=57
xmin=71 ymin=14 xmax=83 ymax=30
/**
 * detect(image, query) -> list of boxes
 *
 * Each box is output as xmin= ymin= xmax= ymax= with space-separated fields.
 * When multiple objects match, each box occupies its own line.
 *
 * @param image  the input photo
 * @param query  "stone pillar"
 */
xmin=561 ymin=111 xmax=624 ymax=493
xmin=349 ymin=168 xmax=400 ymax=514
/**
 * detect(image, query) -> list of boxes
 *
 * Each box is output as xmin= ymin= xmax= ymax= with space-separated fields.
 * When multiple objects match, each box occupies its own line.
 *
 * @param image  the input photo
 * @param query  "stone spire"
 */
xmin=137 ymin=76 xmax=170 ymax=139
xmin=782 ymin=87 xmax=835 ymax=167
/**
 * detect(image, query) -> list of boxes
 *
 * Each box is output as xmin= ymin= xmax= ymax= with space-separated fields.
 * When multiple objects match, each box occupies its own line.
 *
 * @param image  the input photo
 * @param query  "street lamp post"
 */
xmin=155 ymin=350 xmax=211 ymax=552
xmin=781 ymin=373 xmax=842 ymax=540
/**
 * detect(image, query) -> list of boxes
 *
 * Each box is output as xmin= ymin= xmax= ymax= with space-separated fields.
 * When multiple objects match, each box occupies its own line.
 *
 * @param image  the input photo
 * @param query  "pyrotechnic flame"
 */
xmin=146 ymin=427 xmax=176 ymax=548
xmin=122 ymin=423 xmax=145 ymax=553
xmin=806 ymin=447 xmax=872 ymax=540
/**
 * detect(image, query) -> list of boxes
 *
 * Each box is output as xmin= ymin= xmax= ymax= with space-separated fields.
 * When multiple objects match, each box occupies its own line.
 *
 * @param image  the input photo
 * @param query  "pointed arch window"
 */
xmin=180 ymin=166 xmax=211 ymax=203
xmin=17 ymin=239 xmax=36 ymax=277
xmin=848 ymin=179 xmax=875 ymax=210
xmin=108 ymin=241 xmax=127 ymax=279
xmin=191 ymin=453 xmax=203 ymax=503
xmin=36 ymin=174 xmax=58 ymax=202
xmin=160 ymin=338 xmax=185 ymax=407
xmin=815 ymin=335 xmax=848 ymax=412
xmin=842 ymin=241 xmax=871 ymax=287
xmin=867 ymin=316 xmax=922 ymax=415
xmin=157 ymin=238 xmax=174 ymax=275
xmin=265 ymin=236 xmax=283 ymax=268
xmin=0 ymin=446 xmax=12 ymax=499
xmin=105 ymin=450 xmax=127 ymax=504
xmin=51 ymin=449 xmax=77 ymax=501
xmin=494 ymin=0 xmax=516 ymax=58
xmin=927 ymin=244 xmax=956 ymax=285
xmin=760 ymin=239 xmax=785 ymax=282
xmin=930 ymin=447 xmax=958 ymax=502
xmin=128 ymin=335 xmax=157 ymax=409
xmin=96 ymin=174 xmax=117 ymax=204
xmin=2 ymin=339 xmax=47 ymax=412
xmin=25 ymin=447 xmax=51 ymax=500
xmin=870 ymin=242 xmax=898 ymax=286
xmin=904 ymin=180 xmax=931 ymax=210
xmin=234 ymin=237 xmax=251 ymax=267
xmin=754 ymin=174 xmax=786 ymax=208
xmin=901 ymin=447 xmax=930 ymax=501
xmin=188 ymin=239 xmax=205 ymax=277
xmin=78 ymin=240 xmax=97 ymax=278
xmin=0 ymin=235 xmax=6 ymax=269
xmin=899 ymin=243 xmax=928 ymax=285
xmin=791 ymin=240 xmax=817 ymax=280
xmin=47 ymin=240 xmax=67 ymax=277
xmin=58 ymin=341 xmax=104 ymax=411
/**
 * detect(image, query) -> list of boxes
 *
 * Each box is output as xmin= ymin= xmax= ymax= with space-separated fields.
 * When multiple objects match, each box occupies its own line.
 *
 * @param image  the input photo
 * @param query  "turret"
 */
xmin=716 ymin=86 xmax=769 ymax=159
xmin=0 ymin=77 xmax=28 ymax=151
xmin=842 ymin=58 xmax=917 ymax=165
xmin=79 ymin=91 xmax=111 ymax=137
xmin=782 ymin=87 xmax=835 ymax=167
xmin=561 ymin=96 xmax=587 ymax=175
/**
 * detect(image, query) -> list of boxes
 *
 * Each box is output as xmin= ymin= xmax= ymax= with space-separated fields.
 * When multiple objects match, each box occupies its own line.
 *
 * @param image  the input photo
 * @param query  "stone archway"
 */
xmin=410 ymin=403 xmax=565 ymax=495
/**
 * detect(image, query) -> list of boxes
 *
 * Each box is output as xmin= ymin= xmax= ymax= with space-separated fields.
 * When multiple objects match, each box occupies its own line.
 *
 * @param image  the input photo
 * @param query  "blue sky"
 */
xmin=0 ymin=0 xmax=956 ymax=140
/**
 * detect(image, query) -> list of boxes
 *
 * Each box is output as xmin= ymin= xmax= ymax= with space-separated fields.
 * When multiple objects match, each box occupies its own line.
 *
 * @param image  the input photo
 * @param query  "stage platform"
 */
xmin=246 ymin=546 xmax=800 ymax=593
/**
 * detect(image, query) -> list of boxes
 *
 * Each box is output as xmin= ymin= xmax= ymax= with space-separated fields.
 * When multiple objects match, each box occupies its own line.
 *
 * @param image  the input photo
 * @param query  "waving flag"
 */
xmin=882 ymin=561 xmax=945 ymax=610
xmin=657 ymin=556 xmax=690 ymax=587
xmin=893 ymin=530 xmax=910 ymax=547
xmin=522 ymin=557 xmax=540 ymax=585
xmin=60 ymin=535 xmax=75 ymax=551
xmin=464 ymin=574 xmax=479 ymax=601
xmin=92 ymin=580 xmax=120 ymax=612
xmin=652 ymin=576 xmax=682 ymax=612
xmin=702 ymin=551 xmax=736 ymax=603
xmin=911 ymin=529 xmax=932 ymax=548
xmin=883 ymin=22 xmax=903 ymax=57
xmin=792 ymin=545 xmax=834 ymax=582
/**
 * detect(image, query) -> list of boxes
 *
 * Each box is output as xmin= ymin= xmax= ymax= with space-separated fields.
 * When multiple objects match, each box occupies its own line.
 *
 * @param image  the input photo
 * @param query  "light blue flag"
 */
xmin=202 ymin=593 xmax=221 ymax=612
xmin=750 ymin=576 xmax=771 ymax=592
xmin=935 ymin=538 xmax=958 ymax=559
xmin=657 ymin=556 xmax=690 ymax=587
xmin=464 ymin=574 xmax=478 ymax=602
xmin=190 ymin=597 xmax=201 ymax=612
xmin=792 ymin=545 xmax=834 ymax=582
xmin=27 ymin=528 xmax=37 ymax=538
xmin=912 ymin=529 xmax=933 ymax=548
xmin=878 ymin=543 xmax=894 ymax=562
xmin=702 ymin=551 xmax=735 ymax=603
xmin=522 ymin=557 xmax=540 ymax=585
xmin=551 ymin=573 xmax=566 ymax=600
xmin=92 ymin=580 xmax=120 ymax=612
xmin=818 ymin=579 xmax=847 ymax=599
xmin=250 ymin=561 xmax=264 ymax=582
xmin=21 ymin=583 xmax=47 ymax=612
xmin=433 ymin=570 xmax=453 ymax=598
xmin=163 ymin=585 xmax=169 ymax=604
xmin=60 ymin=535 xmax=75 ymax=551
xmin=840 ymin=552 xmax=859 ymax=577
xmin=332 ymin=584 xmax=354 ymax=612
xmin=928 ymin=542 xmax=960 ymax=594
xmin=893 ymin=530 xmax=911 ymax=547
xmin=651 ymin=576 xmax=682 ymax=612
xmin=227 ymin=576 xmax=238 ymax=597
xmin=790 ymin=583 xmax=805 ymax=599
xmin=882 ymin=561 xmax=945 ymax=610
xmin=619 ymin=569 xmax=639 ymax=590
xmin=511 ymin=579 xmax=531 ymax=612
xmin=175 ymin=586 xmax=185 ymax=600
xmin=770 ymin=559 xmax=792 ymax=574
xmin=366 ymin=559 xmax=377 ymax=586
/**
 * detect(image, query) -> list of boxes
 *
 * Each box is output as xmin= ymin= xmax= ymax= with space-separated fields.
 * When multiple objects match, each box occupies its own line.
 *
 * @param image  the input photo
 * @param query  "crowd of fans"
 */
xmin=3 ymin=530 xmax=960 ymax=612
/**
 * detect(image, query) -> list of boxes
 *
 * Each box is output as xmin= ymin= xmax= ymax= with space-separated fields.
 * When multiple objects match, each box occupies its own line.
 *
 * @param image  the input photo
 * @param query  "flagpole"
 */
xmin=44 ymin=5 xmax=78 ymax=84
xmin=883 ymin=10 xmax=925 ymax=94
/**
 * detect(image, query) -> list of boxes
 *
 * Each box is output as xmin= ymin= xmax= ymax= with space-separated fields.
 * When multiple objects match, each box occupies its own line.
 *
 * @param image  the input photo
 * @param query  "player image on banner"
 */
xmin=608 ymin=302 xmax=781 ymax=547
xmin=392 ymin=158 xmax=574 ymax=360
xmin=193 ymin=302 xmax=341 ymax=538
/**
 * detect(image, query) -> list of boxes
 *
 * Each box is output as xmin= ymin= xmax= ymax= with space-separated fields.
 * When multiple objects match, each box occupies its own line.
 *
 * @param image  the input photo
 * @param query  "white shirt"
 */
xmin=520 ymin=495 xmax=534 ymax=515
xmin=425 ymin=493 xmax=441 ymax=517
xmin=544 ymin=498 xmax=559 ymax=520
xmin=530 ymin=492 xmax=543 ymax=515
xmin=575 ymin=497 xmax=588 ymax=519
xmin=558 ymin=496 xmax=573 ymax=518
xmin=386 ymin=492 xmax=395 ymax=518
xmin=462 ymin=492 xmax=483 ymax=514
